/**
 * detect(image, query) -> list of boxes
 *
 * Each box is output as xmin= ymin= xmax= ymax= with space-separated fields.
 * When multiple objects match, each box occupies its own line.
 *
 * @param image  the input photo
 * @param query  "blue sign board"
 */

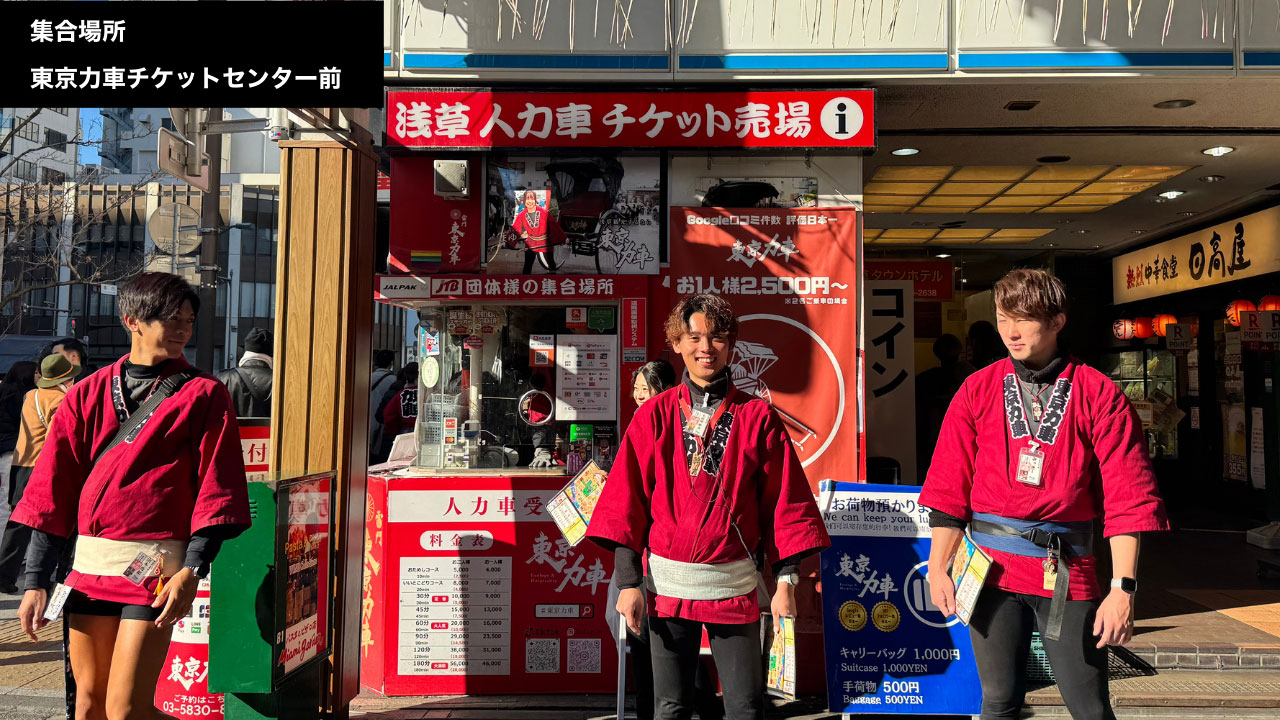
xmin=819 ymin=481 xmax=982 ymax=715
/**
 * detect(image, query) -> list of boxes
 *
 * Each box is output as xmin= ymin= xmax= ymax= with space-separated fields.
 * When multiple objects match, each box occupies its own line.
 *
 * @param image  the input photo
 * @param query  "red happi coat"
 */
xmin=587 ymin=385 xmax=831 ymax=624
xmin=511 ymin=207 xmax=563 ymax=252
xmin=919 ymin=358 xmax=1169 ymax=601
xmin=13 ymin=355 xmax=252 ymax=605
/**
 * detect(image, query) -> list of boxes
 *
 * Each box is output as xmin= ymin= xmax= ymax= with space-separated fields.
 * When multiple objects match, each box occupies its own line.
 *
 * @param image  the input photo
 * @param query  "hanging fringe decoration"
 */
xmin=1162 ymin=0 xmax=1175 ymax=44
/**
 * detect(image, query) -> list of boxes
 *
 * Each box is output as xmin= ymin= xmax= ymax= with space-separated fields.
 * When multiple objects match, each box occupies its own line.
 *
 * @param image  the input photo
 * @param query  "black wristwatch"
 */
xmin=1110 ymin=577 xmax=1137 ymax=595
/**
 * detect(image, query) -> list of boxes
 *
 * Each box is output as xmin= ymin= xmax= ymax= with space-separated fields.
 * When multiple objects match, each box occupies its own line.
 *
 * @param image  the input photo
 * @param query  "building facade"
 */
xmin=0 ymin=107 xmax=79 ymax=184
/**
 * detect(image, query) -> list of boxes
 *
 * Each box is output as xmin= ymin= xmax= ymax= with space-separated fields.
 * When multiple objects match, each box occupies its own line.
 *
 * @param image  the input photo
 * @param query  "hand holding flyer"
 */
xmin=547 ymin=460 xmax=609 ymax=546
xmin=950 ymin=534 xmax=993 ymax=626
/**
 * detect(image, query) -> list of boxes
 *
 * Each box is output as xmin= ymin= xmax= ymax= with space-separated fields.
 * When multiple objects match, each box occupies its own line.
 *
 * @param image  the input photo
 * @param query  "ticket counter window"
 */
xmin=412 ymin=304 xmax=619 ymax=473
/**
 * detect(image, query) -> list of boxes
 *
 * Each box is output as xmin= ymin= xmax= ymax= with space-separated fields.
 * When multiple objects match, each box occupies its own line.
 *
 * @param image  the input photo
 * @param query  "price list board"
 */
xmin=398 ymin=557 xmax=512 ymax=676
xmin=362 ymin=475 xmax=618 ymax=696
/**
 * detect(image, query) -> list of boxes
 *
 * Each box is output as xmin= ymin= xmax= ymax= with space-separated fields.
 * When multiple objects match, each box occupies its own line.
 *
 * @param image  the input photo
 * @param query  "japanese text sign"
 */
xmin=864 ymin=281 xmax=916 ymax=486
xmin=387 ymin=90 xmax=875 ymax=150
xmin=669 ymin=207 xmax=860 ymax=491
xmin=1240 ymin=311 xmax=1280 ymax=351
xmin=1112 ymin=205 xmax=1280 ymax=303
xmin=866 ymin=260 xmax=953 ymax=300
xmin=819 ymin=482 xmax=982 ymax=715
xmin=5 ymin=2 xmax=381 ymax=106
xmin=376 ymin=274 xmax=647 ymax=302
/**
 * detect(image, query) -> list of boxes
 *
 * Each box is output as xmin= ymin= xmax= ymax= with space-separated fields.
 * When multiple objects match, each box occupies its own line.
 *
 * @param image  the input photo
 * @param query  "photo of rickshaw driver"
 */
xmin=511 ymin=189 xmax=565 ymax=275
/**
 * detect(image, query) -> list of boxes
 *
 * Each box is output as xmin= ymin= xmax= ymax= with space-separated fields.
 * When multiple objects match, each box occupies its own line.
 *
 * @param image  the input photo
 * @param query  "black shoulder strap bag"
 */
xmin=94 ymin=370 xmax=198 ymax=463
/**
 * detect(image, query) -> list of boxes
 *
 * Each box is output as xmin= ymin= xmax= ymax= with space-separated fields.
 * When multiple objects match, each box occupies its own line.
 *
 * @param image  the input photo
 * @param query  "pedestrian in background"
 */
xmin=216 ymin=327 xmax=274 ymax=418
xmin=377 ymin=362 xmax=419 ymax=463
xmin=369 ymin=349 xmax=398 ymax=459
xmin=0 ymin=354 xmax=82 ymax=594
xmin=915 ymin=334 xmax=976 ymax=484
xmin=0 ymin=361 xmax=38 ymax=507
xmin=967 ymin=320 xmax=1006 ymax=369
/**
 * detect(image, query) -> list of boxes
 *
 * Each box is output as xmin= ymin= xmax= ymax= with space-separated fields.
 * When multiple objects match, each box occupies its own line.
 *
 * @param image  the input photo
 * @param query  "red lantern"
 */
xmin=1112 ymin=319 xmax=1135 ymax=340
xmin=1133 ymin=317 xmax=1154 ymax=339
xmin=1152 ymin=314 xmax=1178 ymax=338
xmin=1259 ymin=295 xmax=1280 ymax=312
xmin=1226 ymin=299 xmax=1257 ymax=327
xmin=1189 ymin=317 xmax=1200 ymax=337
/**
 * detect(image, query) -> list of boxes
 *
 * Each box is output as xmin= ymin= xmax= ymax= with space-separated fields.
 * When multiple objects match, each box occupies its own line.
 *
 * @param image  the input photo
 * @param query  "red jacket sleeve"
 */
xmin=383 ymin=391 xmax=403 ymax=436
xmin=1090 ymin=378 xmax=1170 ymax=537
xmin=190 ymin=382 xmax=251 ymax=535
xmin=919 ymin=377 xmax=978 ymax=521
xmin=585 ymin=402 xmax=655 ymax=554
xmin=11 ymin=383 xmax=91 ymax=538
xmin=756 ymin=406 xmax=830 ymax=569
xmin=511 ymin=210 xmax=527 ymax=233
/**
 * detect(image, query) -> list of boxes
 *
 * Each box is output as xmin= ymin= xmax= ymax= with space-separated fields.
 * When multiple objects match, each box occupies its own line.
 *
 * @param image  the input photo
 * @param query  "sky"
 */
xmin=79 ymin=107 xmax=101 ymax=163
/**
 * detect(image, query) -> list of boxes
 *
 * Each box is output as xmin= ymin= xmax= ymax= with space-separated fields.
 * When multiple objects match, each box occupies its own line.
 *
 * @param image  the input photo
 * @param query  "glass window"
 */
xmin=255 ymin=282 xmax=270 ymax=318
xmin=257 ymin=227 xmax=272 ymax=256
xmin=241 ymin=226 xmax=256 ymax=256
xmin=214 ymin=347 xmax=224 ymax=372
xmin=70 ymin=284 xmax=85 ymax=315
xmin=239 ymin=281 xmax=253 ymax=320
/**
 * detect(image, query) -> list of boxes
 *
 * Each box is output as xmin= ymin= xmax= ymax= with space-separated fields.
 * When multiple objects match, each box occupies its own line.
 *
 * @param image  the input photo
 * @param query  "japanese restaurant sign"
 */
xmin=669 ymin=207 xmax=860 ymax=491
xmin=387 ymin=89 xmax=875 ymax=150
xmin=1112 ymin=205 xmax=1280 ymax=303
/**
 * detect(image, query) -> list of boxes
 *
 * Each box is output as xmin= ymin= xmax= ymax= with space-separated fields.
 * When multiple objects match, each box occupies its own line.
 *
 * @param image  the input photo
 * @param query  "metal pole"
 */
xmin=223 ymin=268 xmax=234 ymax=370
xmin=196 ymin=108 xmax=222 ymax=370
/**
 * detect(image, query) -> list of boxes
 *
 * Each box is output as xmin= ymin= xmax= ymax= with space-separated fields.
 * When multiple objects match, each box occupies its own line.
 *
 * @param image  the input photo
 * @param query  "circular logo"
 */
xmin=904 ymin=561 xmax=961 ymax=629
xmin=422 ymin=356 xmax=440 ymax=388
xmin=819 ymin=97 xmax=865 ymax=141
xmin=871 ymin=601 xmax=901 ymax=632
xmin=450 ymin=208 xmax=462 ymax=220
xmin=838 ymin=600 xmax=867 ymax=632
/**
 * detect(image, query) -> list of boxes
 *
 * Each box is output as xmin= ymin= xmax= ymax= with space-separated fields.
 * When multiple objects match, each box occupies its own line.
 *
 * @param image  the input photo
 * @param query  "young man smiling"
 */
xmin=588 ymin=294 xmax=829 ymax=720
xmin=921 ymin=269 xmax=1168 ymax=720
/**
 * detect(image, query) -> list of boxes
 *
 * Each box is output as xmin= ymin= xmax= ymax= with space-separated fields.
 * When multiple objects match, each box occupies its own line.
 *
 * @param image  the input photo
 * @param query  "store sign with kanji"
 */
xmin=1112 ymin=205 xmax=1280 ymax=303
xmin=387 ymin=89 xmax=875 ymax=150
xmin=1241 ymin=311 xmax=1280 ymax=351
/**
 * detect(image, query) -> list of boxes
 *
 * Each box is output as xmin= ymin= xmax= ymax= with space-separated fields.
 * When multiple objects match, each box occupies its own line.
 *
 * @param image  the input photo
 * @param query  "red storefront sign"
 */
xmin=155 ymin=576 xmax=221 ymax=720
xmin=376 ymin=273 xmax=648 ymax=303
xmin=361 ymin=476 xmax=618 ymax=695
xmin=669 ymin=207 xmax=860 ymax=491
xmin=388 ymin=155 xmax=484 ymax=273
xmin=865 ymin=260 xmax=953 ymax=300
xmin=387 ymin=90 xmax=875 ymax=150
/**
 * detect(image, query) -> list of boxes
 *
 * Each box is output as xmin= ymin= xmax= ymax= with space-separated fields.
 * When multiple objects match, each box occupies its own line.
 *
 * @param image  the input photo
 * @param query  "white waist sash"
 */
xmin=72 ymin=536 xmax=186 ymax=578
xmin=646 ymin=552 xmax=758 ymax=601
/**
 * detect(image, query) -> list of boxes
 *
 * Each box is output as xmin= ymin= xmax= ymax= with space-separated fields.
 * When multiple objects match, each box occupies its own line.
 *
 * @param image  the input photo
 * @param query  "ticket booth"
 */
xmin=362 ymin=87 xmax=872 ymax=697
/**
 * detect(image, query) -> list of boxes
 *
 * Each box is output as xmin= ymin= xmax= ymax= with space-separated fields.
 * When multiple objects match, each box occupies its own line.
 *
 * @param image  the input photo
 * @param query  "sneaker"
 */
xmin=0 ymin=582 xmax=19 ymax=595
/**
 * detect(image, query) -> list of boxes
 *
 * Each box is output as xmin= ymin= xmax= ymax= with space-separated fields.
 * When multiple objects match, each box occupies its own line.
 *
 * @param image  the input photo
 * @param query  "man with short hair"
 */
xmin=922 ymin=268 xmax=1169 ymax=720
xmin=44 ymin=338 xmax=90 ymax=372
xmin=588 ymin=293 xmax=829 ymax=720
xmin=369 ymin=349 xmax=398 ymax=457
xmin=216 ymin=327 xmax=274 ymax=418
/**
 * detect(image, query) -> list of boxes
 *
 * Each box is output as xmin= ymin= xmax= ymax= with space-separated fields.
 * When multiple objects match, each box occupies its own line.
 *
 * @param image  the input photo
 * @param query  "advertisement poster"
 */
xmin=485 ymin=153 xmax=660 ymax=276
xmin=155 ymin=576 xmax=220 ymax=720
xmin=1251 ymin=407 xmax=1266 ymax=490
xmin=865 ymin=281 xmax=917 ymax=486
xmin=1224 ymin=403 xmax=1248 ymax=482
xmin=819 ymin=482 xmax=982 ymax=715
xmin=279 ymin=475 xmax=331 ymax=674
xmin=361 ymin=476 xmax=617 ymax=695
xmin=669 ymin=207 xmax=860 ymax=490
xmin=694 ymin=177 xmax=818 ymax=208
xmin=554 ymin=335 xmax=619 ymax=422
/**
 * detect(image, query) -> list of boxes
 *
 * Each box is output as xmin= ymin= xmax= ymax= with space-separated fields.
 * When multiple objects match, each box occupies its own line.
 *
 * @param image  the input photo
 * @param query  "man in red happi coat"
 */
xmin=588 ymin=294 xmax=830 ymax=720
xmin=922 ymin=269 xmax=1168 ymax=720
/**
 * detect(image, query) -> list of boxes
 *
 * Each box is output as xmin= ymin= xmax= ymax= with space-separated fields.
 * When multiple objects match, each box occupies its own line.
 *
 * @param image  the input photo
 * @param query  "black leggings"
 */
xmin=969 ymin=588 xmax=1113 ymax=720
xmin=649 ymin=616 xmax=761 ymax=720
xmin=521 ymin=249 xmax=557 ymax=274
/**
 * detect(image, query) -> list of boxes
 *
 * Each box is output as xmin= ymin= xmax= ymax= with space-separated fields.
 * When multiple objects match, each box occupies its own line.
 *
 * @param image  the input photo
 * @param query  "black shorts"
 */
xmin=66 ymin=591 xmax=163 ymax=622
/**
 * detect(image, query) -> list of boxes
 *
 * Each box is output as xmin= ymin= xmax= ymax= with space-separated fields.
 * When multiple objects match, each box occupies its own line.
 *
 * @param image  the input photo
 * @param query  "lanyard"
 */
xmin=1002 ymin=371 xmax=1073 ymax=446
xmin=110 ymin=368 xmax=166 ymax=424
xmin=678 ymin=383 xmax=736 ymax=473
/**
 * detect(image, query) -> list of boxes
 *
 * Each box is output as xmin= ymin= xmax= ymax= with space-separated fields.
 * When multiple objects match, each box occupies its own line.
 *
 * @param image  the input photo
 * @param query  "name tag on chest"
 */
xmin=1016 ymin=445 xmax=1045 ymax=487
xmin=685 ymin=407 xmax=713 ymax=438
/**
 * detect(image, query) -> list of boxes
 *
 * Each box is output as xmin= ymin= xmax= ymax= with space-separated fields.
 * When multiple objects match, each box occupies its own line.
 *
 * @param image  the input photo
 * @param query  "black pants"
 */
xmin=0 ymin=465 xmax=35 ymax=586
xmin=521 ymin=249 xmax=557 ymax=274
xmin=631 ymin=614 xmax=724 ymax=720
xmin=650 ymin=616 xmax=761 ymax=720
xmin=970 ymin=588 xmax=1113 ymax=720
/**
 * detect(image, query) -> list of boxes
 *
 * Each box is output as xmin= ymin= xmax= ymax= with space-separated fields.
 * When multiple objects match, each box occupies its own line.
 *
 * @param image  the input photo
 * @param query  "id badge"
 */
xmin=123 ymin=547 xmax=162 ymax=586
xmin=685 ymin=407 xmax=713 ymax=438
xmin=44 ymin=583 xmax=72 ymax=622
xmin=1015 ymin=445 xmax=1045 ymax=487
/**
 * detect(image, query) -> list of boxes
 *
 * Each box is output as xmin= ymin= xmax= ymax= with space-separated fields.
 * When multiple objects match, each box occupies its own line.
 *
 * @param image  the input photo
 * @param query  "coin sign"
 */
xmin=838 ymin=600 xmax=867 ymax=632
xmin=871 ymin=601 xmax=901 ymax=632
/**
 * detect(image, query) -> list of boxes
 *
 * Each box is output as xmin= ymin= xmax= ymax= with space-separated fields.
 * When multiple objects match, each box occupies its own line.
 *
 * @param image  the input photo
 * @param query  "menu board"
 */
xmin=554 ymin=335 xmax=618 ymax=422
xmin=276 ymin=474 xmax=331 ymax=678
xmin=398 ymin=557 xmax=511 ymax=676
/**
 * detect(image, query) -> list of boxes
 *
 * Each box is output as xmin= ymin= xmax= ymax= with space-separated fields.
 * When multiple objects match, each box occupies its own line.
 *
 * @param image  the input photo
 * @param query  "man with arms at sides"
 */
xmin=588 ymin=294 xmax=829 ymax=720
xmin=922 ymin=269 xmax=1168 ymax=720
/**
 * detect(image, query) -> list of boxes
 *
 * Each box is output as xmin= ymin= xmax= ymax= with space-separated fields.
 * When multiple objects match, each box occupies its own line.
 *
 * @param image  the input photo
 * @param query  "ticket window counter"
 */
xmin=364 ymin=279 xmax=649 ymax=696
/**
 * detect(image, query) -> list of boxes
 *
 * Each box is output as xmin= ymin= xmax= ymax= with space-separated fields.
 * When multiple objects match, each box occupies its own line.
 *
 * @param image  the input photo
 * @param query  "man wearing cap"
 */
xmin=216 ymin=327 xmax=273 ymax=418
xmin=0 ymin=354 xmax=82 ymax=594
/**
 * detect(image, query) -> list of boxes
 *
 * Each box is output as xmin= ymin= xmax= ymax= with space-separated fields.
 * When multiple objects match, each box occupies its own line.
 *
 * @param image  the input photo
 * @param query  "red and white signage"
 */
xmin=376 ymin=274 xmax=648 ymax=303
xmin=670 ymin=207 xmax=861 ymax=492
xmin=1241 ymin=311 xmax=1280 ymax=351
xmin=387 ymin=90 xmax=875 ymax=150
xmin=155 ymin=576 xmax=221 ymax=720
xmin=621 ymin=298 xmax=646 ymax=364
xmin=361 ymin=476 xmax=617 ymax=695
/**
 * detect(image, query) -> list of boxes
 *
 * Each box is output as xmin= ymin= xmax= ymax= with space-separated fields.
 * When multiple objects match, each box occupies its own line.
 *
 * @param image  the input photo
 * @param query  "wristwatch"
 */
xmin=776 ymin=572 xmax=800 ymax=587
xmin=1110 ymin=577 xmax=1137 ymax=595
xmin=185 ymin=564 xmax=210 ymax=580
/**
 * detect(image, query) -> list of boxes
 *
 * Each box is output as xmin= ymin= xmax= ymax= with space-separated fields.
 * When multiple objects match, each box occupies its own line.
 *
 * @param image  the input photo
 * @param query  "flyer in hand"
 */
xmin=547 ymin=460 xmax=608 ymax=546
xmin=950 ymin=533 xmax=993 ymax=626
xmin=765 ymin=616 xmax=797 ymax=701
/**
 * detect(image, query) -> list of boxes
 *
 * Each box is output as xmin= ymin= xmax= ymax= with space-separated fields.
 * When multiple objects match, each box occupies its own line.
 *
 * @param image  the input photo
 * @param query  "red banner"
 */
xmin=865 ymin=260 xmax=954 ymax=300
xmin=669 ymin=207 xmax=861 ymax=491
xmin=388 ymin=155 xmax=483 ymax=273
xmin=387 ymin=90 xmax=875 ymax=150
